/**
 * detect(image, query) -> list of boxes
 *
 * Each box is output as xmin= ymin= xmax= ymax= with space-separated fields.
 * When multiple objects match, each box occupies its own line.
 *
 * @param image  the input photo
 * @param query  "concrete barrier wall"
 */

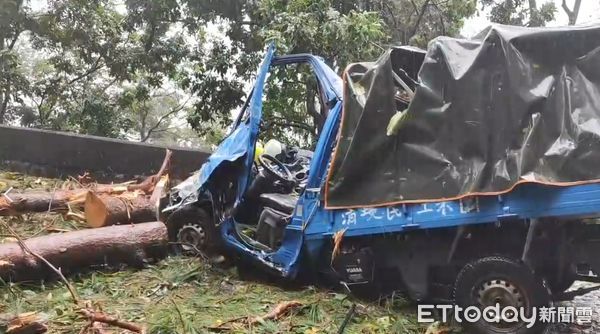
xmin=0 ymin=125 xmax=210 ymax=181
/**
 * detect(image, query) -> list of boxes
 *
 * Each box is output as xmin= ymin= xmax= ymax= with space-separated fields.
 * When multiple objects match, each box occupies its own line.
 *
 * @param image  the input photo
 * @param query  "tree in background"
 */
xmin=0 ymin=0 xmax=31 ymax=123
xmin=349 ymin=0 xmax=478 ymax=47
xmin=118 ymin=85 xmax=192 ymax=142
xmin=188 ymin=0 xmax=390 ymax=145
xmin=183 ymin=0 xmax=476 ymax=143
xmin=561 ymin=0 xmax=582 ymax=25
xmin=481 ymin=0 xmax=557 ymax=26
xmin=0 ymin=0 xmax=478 ymax=147
xmin=0 ymin=0 xmax=192 ymax=140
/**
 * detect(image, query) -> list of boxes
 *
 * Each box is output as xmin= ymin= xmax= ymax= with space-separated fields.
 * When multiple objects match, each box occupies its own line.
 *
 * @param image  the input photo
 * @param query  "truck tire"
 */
xmin=166 ymin=205 xmax=218 ymax=254
xmin=454 ymin=256 xmax=550 ymax=334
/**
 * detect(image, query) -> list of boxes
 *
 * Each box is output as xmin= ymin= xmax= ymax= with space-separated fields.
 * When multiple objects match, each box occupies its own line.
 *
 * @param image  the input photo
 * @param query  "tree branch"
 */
xmin=562 ymin=0 xmax=582 ymax=25
xmin=0 ymin=89 xmax=10 ymax=124
xmin=100 ymin=77 xmax=119 ymax=94
xmin=0 ymin=32 xmax=24 ymax=123
xmin=562 ymin=0 xmax=572 ymax=15
xmin=381 ymin=1 xmax=399 ymax=32
xmin=141 ymin=95 xmax=192 ymax=142
xmin=409 ymin=0 xmax=420 ymax=15
xmin=408 ymin=0 xmax=431 ymax=43
xmin=79 ymin=309 xmax=146 ymax=334
xmin=430 ymin=1 xmax=453 ymax=23
xmin=266 ymin=117 xmax=314 ymax=133
xmin=8 ymin=31 xmax=21 ymax=50
xmin=67 ymin=56 xmax=103 ymax=85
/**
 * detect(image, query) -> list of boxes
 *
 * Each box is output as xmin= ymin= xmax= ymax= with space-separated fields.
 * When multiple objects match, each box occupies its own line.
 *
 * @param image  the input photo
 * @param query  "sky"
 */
xmin=461 ymin=0 xmax=600 ymax=37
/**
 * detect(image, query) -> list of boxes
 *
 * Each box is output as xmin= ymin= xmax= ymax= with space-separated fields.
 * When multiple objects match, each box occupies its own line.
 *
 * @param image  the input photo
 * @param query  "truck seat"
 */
xmin=259 ymin=193 xmax=297 ymax=214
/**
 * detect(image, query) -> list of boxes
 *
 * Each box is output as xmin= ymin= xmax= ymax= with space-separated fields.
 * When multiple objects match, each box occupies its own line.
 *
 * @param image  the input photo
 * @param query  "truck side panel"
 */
xmin=304 ymin=182 xmax=600 ymax=240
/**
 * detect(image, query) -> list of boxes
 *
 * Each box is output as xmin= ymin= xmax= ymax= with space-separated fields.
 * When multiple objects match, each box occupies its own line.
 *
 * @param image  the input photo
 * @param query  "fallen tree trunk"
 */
xmin=84 ymin=192 xmax=156 ymax=228
xmin=0 ymin=149 xmax=172 ymax=219
xmin=0 ymin=183 xmax=154 ymax=217
xmin=0 ymin=184 xmax=130 ymax=217
xmin=0 ymin=190 xmax=82 ymax=216
xmin=0 ymin=222 xmax=167 ymax=282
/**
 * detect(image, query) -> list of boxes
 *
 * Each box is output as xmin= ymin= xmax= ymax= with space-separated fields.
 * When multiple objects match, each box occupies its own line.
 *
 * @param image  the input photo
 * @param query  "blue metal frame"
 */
xmin=197 ymin=45 xmax=276 ymax=197
xmin=209 ymin=47 xmax=600 ymax=280
xmin=304 ymin=182 xmax=600 ymax=238
xmin=217 ymin=48 xmax=344 ymax=277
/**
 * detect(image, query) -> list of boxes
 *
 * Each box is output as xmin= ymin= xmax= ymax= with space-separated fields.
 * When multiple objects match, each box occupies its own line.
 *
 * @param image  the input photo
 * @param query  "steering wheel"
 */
xmin=258 ymin=154 xmax=295 ymax=184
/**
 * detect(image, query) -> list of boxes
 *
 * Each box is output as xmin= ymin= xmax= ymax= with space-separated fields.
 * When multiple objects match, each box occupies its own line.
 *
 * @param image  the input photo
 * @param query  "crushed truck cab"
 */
xmin=165 ymin=25 xmax=600 ymax=334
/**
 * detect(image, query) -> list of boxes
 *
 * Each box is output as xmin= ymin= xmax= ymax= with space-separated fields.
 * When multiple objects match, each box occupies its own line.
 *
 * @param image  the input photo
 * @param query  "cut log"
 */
xmin=3 ymin=312 xmax=48 ymax=334
xmin=0 ymin=149 xmax=172 ymax=218
xmin=0 ymin=222 xmax=167 ymax=282
xmin=0 ymin=184 xmax=130 ymax=217
xmin=0 ymin=190 xmax=82 ymax=216
xmin=84 ymin=192 xmax=157 ymax=228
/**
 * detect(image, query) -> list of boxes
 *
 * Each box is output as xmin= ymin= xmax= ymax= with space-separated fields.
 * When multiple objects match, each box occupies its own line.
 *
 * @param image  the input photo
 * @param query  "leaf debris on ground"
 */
xmin=0 ymin=171 xmax=429 ymax=333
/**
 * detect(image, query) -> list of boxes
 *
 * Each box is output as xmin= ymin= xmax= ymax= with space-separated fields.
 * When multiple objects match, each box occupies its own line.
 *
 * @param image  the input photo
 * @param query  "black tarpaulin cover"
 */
xmin=325 ymin=24 xmax=600 ymax=209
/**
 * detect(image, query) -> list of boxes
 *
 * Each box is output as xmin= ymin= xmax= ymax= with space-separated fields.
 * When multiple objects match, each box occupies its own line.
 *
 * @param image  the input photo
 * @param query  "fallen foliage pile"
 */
xmin=0 ymin=170 xmax=429 ymax=334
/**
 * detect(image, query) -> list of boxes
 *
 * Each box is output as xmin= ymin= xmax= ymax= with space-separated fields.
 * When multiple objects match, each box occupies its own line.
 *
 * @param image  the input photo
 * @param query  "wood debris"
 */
xmin=215 ymin=300 xmax=304 ymax=329
xmin=331 ymin=228 xmax=347 ymax=263
xmin=0 ymin=149 xmax=172 ymax=229
xmin=251 ymin=300 xmax=303 ymax=324
xmin=3 ymin=312 xmax=48 ymax=334
xmin=79 ymin=309 xmax=146 ymax=334
xmin=424 ymin=321 xmax=450 ymax=334
xmin=84 ymin=192 xmax=155 ymax=228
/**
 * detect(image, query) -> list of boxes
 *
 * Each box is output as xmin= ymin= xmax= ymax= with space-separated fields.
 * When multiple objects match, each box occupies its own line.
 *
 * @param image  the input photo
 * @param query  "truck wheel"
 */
xmin=166 ymin=206 xmax=217 ymax=253
xmin=454 ymin=257 xmax=550 ymax=334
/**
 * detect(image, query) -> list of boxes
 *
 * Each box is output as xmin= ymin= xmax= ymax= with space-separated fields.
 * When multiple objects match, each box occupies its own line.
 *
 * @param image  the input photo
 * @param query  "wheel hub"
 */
xmin=177 ymin=223 xmax=206 ymax=251
xmin=477 ymin=279 xmax=526 ymax=330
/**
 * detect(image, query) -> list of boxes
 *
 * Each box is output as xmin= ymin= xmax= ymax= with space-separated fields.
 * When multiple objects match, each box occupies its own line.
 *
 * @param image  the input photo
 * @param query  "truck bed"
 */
xmin=305 ymin=182 xmax=600 ymax=239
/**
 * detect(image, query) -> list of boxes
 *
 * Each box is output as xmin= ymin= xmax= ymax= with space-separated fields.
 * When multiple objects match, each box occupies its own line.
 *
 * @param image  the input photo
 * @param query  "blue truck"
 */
xmin=164 ymin=25 xmax=600 ymax=334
